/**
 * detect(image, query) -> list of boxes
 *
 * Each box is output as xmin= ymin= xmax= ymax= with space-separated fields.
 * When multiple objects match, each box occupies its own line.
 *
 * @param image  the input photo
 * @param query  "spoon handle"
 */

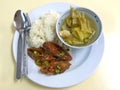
xmin=16 ymin=31 xmax=24 ymax=79
xmin=22 ymin=31 xmax=28 ymax=77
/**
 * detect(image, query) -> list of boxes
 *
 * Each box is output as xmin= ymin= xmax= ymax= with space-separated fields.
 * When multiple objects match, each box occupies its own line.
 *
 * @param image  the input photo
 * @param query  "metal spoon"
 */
xmin=14 ymin=10 xmax=26 ymax=79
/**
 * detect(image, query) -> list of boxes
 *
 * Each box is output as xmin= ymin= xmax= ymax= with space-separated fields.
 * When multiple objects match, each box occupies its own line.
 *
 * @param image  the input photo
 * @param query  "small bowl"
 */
xmin=56 ymin=7 xmax=102 ymax=49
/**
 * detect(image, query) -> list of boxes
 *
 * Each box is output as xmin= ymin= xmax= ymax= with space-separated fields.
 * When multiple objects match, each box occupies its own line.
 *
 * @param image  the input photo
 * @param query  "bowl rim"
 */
xmin=56 ymin=7 xmax=102 ymax=49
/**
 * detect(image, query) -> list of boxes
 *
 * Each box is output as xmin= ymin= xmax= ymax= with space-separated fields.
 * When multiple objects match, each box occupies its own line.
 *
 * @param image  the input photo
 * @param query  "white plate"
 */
xmin=12 ymin=2 xmax=104 ymax=88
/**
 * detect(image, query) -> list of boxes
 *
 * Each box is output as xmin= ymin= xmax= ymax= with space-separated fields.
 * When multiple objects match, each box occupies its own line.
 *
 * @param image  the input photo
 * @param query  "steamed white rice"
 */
xmin=27 ymin=11 xmax=60 ymax=48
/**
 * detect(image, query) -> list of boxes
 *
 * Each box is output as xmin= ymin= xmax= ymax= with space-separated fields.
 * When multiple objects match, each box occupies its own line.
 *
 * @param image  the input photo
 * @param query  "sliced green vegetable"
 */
xmin=66 ymin=48 xmax=70 ymax=51
xmin=55 ymin=69 xmax=60 ymax=74
xmin=56 ymin=65 xmax=61 ymax=70
xmin=60 ymin=51 xmax=65 ymax=56
xmin=33 ymin=50 xmax=41 ymax=56
xmin=43 ymin=61 xmax=49 ymax=66
xmin=34 ymin=51 xmax=38 ymax=55
xmin=35 ymin=60 xmax=41 ymax=66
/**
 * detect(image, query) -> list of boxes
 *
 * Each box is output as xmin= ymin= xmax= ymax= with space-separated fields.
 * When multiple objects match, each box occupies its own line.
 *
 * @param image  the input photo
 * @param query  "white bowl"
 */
xmin=56 ymin=7 xmax=102 ymax=49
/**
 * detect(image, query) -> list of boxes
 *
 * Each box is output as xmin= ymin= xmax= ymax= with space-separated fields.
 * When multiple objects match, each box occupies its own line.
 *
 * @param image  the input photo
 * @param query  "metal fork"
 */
xmin=22 ymin=13 xmax=31 ymax=77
